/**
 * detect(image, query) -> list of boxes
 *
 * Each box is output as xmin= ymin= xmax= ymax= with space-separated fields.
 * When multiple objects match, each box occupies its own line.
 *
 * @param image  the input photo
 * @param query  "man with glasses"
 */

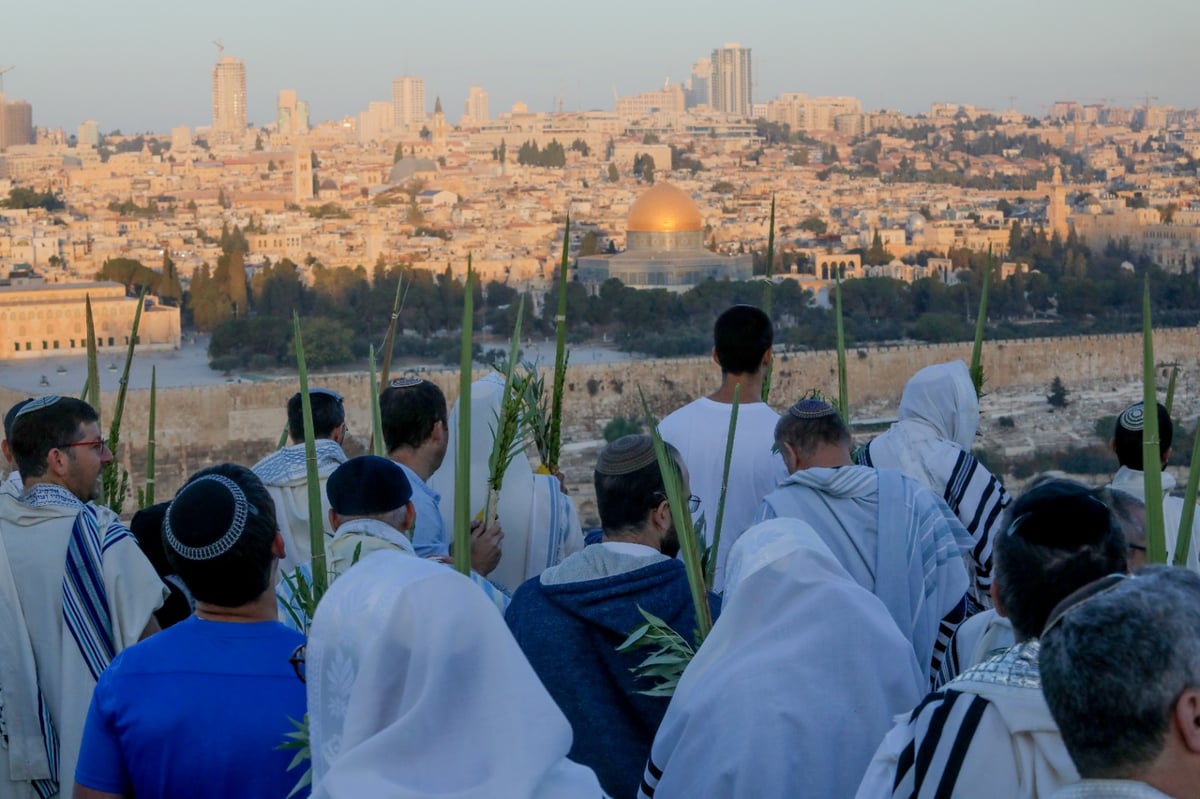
xmin=505 ymin=434 xmax=721 ymax=799
xmin=856 ymin=478 xmax=1129 ymax=799
xmin=0 ymin=396 xmax=165 ymax=799
xmin=252 ymin=387 xmax=348 ymax=573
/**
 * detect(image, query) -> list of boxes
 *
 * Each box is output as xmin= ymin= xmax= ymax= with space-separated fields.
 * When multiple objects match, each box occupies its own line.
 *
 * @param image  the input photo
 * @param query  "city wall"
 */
xmin=2 ymin=327 xmax=1197 ymax=501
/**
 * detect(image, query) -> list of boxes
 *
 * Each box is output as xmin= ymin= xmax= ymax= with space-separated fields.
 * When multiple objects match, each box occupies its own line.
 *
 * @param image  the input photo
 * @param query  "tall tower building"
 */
xmin=277 ymin=89 xmax=297 ymax=133
xmin=463 ymin=86 xmax=489 ymax=125
xmin=212 ymin=55 xmax=247 ymax=142
xmin=0 ymin=98 xmax=34 ymax=149
xmin=685 ymin=59 xmax=711 ymax=108
xmin=77 ymin=120 xmax=101 ymax=148
xmin=391 ymin=76 xmax=426 ymax=130
xmin=294 ymin=150 xmax=314 ymax=204
xmin=710 ymin=44 xmax=752 ymax=117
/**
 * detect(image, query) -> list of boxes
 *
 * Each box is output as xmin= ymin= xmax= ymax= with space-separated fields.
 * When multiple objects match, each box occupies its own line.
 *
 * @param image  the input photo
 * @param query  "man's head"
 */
xmin=326 ymin=455 xmax=415 ymax=535
xmin=1040 ymin=567 xmax=1200 ymax=792
xmin=992 ymin=478 xmax=1128 ymax=641
xmin=1112 ymin=401 xmax=1173 ymax=471
xmin=164 ymin=463 xmax=282 ymax=608
xmin=594 ymin=434 xmax=686 ymax=557
xmin=380 ymin=378 xmax=448 ymax=461
xmin=2 ymin=398 xmax=33 ymax=468
xmin=10 ymin=395 xmax=111 ymax=501
xmin=287 ymin=387 xmax=346 ymax=444
xmin=713 ymin=305 xmax=773 ymax=376
xmin=1093 ymin=486 xmax=1148 ymax=570
xmin=774 ymin=399 xmax=852 ymax=473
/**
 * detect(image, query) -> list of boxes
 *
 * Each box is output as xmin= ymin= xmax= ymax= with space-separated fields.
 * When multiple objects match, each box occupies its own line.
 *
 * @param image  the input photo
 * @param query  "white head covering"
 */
xmin=307 ymin=550 xmax=603 ymax=798
xmin=898 ymin=360 xmax=979 ymax=449
xmin=429 ymin=372 xmax=582 ymax=592
xmin=643 ymin=518 xmax=924 ymax=799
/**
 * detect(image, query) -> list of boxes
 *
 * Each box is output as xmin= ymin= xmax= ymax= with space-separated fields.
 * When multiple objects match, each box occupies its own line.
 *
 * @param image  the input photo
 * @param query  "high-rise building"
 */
xmin=276 ymin=90 xmax=310 ymax=135
xmin=358 ymin=101 xmax=394 ymax=143
xmin=212 ymin=55 xmax=247 ymax=142
xmin=710 ymin=44 xmax=752 ymax=117
xmin=463 ymin=85 xmax=489 ymax=125
xmin=0 ymin=97 xmax=34 ymax=149
xmin=391 ymin=76 xmax=426 ymax=130
xmin=77 ymin=119 xmax=100 ymax=148
xmin=685 ymin=59 xmax=711 ymax=109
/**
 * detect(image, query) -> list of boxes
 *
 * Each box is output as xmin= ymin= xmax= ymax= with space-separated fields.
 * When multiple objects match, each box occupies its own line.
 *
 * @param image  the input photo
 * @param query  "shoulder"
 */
xmin=659 ymin=399 xmax=706 ymax=430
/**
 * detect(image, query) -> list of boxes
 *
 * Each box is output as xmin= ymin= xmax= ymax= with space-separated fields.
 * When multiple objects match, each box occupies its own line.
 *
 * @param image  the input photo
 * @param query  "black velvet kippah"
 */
xmin=1006 ymin=479 xmax=1115 ymax=549
xmin=596 ymin=434 xmax=657 ymax=476
xmin=326 ymin=455 xmax=413 ymax=515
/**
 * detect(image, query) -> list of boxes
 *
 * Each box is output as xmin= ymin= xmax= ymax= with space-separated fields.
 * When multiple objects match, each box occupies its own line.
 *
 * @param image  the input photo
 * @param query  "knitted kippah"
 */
xmin=388 ymin=376 xmax=425 ymax=389
xmin=327 ymin=455 xmax=413 ymax=515
xmin=596 ymin=434 xmax=658 ymax=476
xmin=787 ymin=399 xmax=837 ymax=420
xmin=1117 ymin=402 xmax=1146 ymax=433
xmin=164 ymin=474 xmax=256 ymax=561
xmin=4 ymin=398 xmax=34 ymax=439
xmin=13 ymin=395 xmax=60 ymax=420
xmin=1005 ymin=479 xmax=1114 ymax=549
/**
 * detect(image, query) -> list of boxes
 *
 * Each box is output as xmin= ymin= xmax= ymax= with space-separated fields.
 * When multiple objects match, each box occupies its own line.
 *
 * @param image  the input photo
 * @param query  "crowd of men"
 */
xmin=1 ymin=303 xmax=1198 ymax=799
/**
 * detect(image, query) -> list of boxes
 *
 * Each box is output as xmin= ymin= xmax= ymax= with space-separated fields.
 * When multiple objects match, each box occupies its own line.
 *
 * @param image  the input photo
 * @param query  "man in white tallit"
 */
xmin=856 ymin=479 xmax=1129 ymax=799
xmin=1106 ymin=400 xmax=1200 ymax=571
xmin=856 ymin=360 xmax=1010 ymax=607
xmin=429 ymin=371 xmax=584 ymax=594
xmin=306 ymin=549 xmax=604 ymax=798
xmin=251 ymin=387 xmax=347 ymax=574
xmin=758 ymin=398 xmax=972 ymax=684
xmin=0 ymin=396 xmax=164 ymax=799
xmin=2 ymin=399 xmax=33 ymax=495
xmin=638 ymin=518 xmax=924 ymax=799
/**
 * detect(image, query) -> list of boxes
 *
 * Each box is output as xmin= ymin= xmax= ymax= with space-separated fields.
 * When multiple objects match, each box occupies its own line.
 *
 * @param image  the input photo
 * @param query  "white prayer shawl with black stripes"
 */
xmin=856 ymin=640 xmax=1078 ymax=799
xmin=757 ymin=465 xmax=971 ymax=685
xmin=857 ymin=365 xmax=1011 ymax=609
xmin=638 ymin=520 xmax=924 ymax=799
xmin=0 ymin=485 xmax=165 ymax=799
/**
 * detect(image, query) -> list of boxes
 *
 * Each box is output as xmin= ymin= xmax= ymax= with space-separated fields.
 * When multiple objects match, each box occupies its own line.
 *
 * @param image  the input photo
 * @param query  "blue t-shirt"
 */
xmin=75 ymin=616 xmax=308 ymax=799
xmin=398 ymin=462 xmax=449 ymax=557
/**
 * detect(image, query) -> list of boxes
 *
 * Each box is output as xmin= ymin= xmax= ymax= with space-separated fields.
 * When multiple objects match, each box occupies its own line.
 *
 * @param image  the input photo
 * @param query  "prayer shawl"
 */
xmin=307 ymin=550 xmax=604 ymax=798
xmin=506 ymin=546 xmax=720 ymax=799
xmin=276 ymin=518 xmax=509 ymax=631
xmin=639 ymin=520 xmax=924 ymax=799
xmin=0 ymin=485 xmax=164 ymax=799
xmin=429 ymin=373 xmax=584 ymax=594
xmin=1109 ymin=466 xmax=1200 ymax=571
xmin=938 ymin=608 xmax=1015 ymax=688
xmin=757 ymin=465 xmax=971 ymax=684
xmin=251 ymin=439 xmax=346 ymax=574
xmin=857 ymin=360 xmax=1010 ymax=606
xmin=856 ymin=640 xmax=1079 ymax=799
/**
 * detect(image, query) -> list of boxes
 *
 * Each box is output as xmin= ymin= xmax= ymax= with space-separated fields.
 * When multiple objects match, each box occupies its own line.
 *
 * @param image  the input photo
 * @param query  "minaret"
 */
xmin=1047 ymin=166 xmax=1068 ymax=240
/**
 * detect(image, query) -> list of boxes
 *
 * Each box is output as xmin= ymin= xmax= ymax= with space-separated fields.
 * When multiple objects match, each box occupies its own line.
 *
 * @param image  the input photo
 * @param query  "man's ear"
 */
xmin=711 ymin=347 xmax=721 ymax=368
xmin=779 ymin=441 xmax=798 ymax=473
xmin=328 ymin=508 xmax=340 ymax=533
xmin=400 ymin=501 xmax=416 ymax=533
xmin=761 ymin=346 xmax=773 ymax=369
xmin=1109 ymin=438 xmax=1117 ymax=455
xmin=990 ymin=580 xmax=1006 ymax=618
xmin=1174 ymin=688 xmax=1200 ymax=755
xmin=272 ymin=531 xmax=287 ymax=560
xmin=1163 ymin=446 xmax=1173 ymax=468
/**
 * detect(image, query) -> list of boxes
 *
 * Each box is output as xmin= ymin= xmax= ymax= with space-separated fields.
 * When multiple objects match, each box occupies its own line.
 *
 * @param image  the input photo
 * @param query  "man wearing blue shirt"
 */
xmin=74 ymin=464 xmax=307 ymax=799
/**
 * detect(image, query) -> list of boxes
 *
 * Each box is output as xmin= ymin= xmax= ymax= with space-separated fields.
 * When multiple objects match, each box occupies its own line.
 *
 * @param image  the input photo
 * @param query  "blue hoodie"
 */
xmin=506 ymin=546 xmax=719 ymax=799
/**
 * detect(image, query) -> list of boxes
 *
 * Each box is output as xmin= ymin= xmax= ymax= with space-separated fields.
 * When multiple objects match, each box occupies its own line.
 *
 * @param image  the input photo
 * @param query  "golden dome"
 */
xmin=626 ymin=183 xmax=704 ymax=233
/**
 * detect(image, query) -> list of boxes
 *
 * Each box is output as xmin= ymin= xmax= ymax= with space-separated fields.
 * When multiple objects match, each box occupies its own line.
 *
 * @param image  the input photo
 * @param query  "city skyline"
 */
xmin=3 ymin=0 xmax=1197 ymax=132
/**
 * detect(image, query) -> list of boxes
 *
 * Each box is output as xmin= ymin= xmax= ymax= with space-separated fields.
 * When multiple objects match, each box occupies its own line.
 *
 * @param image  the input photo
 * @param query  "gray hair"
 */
xmin=1092 ymin=487 xmax=1147 ymax=553
xmin=1039 ymin=567 xmax=1200 ymax=779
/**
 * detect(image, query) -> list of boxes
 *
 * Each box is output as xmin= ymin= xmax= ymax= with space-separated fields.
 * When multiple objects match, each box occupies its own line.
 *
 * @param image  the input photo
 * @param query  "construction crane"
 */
xmin=0 ymin=66 xmax=14 ymax=93
xmin=213 ymin=39 xmax=224 ymax=55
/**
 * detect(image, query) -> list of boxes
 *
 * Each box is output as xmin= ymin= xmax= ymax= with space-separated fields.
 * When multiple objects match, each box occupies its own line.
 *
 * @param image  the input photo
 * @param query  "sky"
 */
xmin=4 ymin=0 xmax=1197 ymax=134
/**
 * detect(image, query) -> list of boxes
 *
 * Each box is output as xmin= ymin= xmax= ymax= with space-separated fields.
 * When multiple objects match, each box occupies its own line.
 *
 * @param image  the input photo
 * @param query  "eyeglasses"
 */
xmin=654 ymin=493 xmax=702 ymax=514
xmin=289 ymin=644 xmax=306 ymax=683
xmin=57 ymin=439 xmax=109 ymax=454
xmin=1041 ymin=572 xmax=1130 ymax=638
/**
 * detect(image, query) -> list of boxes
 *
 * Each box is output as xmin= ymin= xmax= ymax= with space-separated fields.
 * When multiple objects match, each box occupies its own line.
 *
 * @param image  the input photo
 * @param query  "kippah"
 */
xmin=388 ymin=376 xmax=424 ymax=389
xmin=14 ymin=395 xmax=61 ymax=419
xmin=4 ymin=398 xmax=34 ymax=438
xmin=327 ymin=455 xmax=413 ymax=515
xmin=1117 ymin=402 xmax=1145 ymax=433
xmin=787 ymin=399 xmax=837 ymax=420
xmin=164 ymin=474 xmax=256 ymax=561
xmin=292 ymin=387 xmax=343 ymax=403
xmin=596 ymin=434 xmax=657 ymax=476
xmin=1005 ymin=479 xmax=1114 ymax=549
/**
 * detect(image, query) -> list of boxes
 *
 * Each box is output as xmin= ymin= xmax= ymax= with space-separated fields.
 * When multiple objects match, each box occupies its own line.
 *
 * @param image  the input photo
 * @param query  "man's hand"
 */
xmin=470 ymin=519 xmax=504 ymax=576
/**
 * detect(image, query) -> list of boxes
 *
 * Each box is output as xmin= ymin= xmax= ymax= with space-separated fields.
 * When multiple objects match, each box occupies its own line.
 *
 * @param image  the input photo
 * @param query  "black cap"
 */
xmin=327 ymin=456 xmax=413 ymax=515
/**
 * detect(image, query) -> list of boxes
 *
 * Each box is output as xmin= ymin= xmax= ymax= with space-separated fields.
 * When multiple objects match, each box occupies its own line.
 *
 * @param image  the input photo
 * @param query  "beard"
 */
xmin=660 ymin=524 xmax=681 ymax=559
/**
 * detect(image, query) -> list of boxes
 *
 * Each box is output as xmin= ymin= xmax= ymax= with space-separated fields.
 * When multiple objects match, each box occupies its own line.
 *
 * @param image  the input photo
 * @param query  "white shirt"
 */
xmin=659 ymin=396 xmax=786 ymax=593
xmin=1109 ymin=466 xmax=1200 ymax=571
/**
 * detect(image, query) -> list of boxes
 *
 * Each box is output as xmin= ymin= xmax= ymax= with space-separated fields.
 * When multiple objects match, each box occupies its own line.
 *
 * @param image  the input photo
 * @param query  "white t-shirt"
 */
xmin=659 ymin=397 xmax=787 ymax=593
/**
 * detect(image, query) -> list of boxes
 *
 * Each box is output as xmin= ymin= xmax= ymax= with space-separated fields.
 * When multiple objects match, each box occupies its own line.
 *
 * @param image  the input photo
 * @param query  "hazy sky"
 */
xmin=4 ymin=0 xmax=1196 ymax=133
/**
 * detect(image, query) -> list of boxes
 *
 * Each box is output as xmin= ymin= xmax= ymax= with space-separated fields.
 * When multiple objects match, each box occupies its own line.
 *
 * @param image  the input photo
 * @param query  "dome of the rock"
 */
xmin=626 ymin=183 xmax=704 ymax=233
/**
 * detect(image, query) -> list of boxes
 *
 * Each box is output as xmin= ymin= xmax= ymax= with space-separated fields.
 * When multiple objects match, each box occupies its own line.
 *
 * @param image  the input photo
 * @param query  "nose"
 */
xmin=100 ymin=444 xmax=114 ymax=466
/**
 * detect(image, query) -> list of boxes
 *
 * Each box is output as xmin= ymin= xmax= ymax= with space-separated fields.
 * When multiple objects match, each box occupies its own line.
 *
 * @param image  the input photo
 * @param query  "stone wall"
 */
xmin=2 ymin=327 xmax=1196 ymax=503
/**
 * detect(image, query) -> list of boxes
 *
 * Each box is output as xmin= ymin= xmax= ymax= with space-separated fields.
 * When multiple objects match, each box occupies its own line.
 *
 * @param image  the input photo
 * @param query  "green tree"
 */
xmin=1047 ymin=376 xmax=1070 ymax=410
xmin=798 ymin=216 xmax=827 ymax=235
xmin=642 ymin=132 xmax=660 ymax=145
xmin=607 ymin=162 xmax=619 ymax=183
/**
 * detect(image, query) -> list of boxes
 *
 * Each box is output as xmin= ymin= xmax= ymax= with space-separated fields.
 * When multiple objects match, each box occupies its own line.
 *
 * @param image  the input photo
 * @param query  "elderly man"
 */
xmin=856 ymin=479 xmax=1129 ymax=799
xmin=506 ymin=434 xmax=720 ymax=799
xmin=74 ymin=464 xmax=307 ymax=799
xmin=658 ymin=305 xmax=787 ymax=593
xmin=251 ymin=387 xmax=348 ymax=573
xmin=857 ymin=360 xmax=1011 ymax=607
xmin=1041 ymin=567 xmax=1200 ymax=799
xmin=0 ymin=396 xmax=164 ymax=799
xmin=758 ymin=398 xmax=971 ymax=683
